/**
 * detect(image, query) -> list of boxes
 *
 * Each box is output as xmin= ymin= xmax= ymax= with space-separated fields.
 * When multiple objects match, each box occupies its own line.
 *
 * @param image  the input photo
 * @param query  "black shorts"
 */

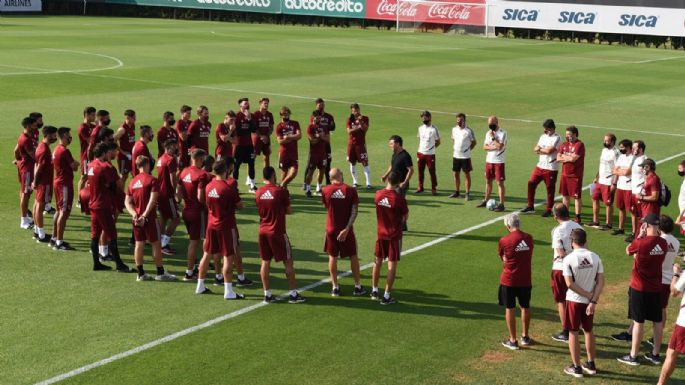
xmin=452 ymin=157 xmax=473 ymax=173
xmin=498 ymin=285 xmax=531 ymax=309
xmin=234 ymin=146 xmax=255 ymax=164
xmin=628 ymin=287 xmax=662 ymax=323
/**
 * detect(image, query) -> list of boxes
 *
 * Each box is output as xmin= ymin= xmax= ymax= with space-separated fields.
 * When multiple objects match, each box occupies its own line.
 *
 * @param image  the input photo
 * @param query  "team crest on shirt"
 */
xmin=260 ymin=190 xmax=274 ymax=200
xmin=132 ymin=180 xmax=143 ymax=189
xmin=208 ymin=188 xmax=219 ymax=198
xmin=377 ymin=197 xmax=391 ymax=208
xmin=650 ymin=244 xmax=665 ymax=256
xmin=182 ymin=174 xmax=192 ymax=183
xmin=331 ymin=189 xmax=346 ymax=199
xmin=514 ymin=240 xmax=530 ymax=252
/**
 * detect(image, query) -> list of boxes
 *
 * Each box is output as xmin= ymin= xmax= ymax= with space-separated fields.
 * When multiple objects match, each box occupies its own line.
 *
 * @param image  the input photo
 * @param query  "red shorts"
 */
xmin=183 ymin=209 xmax=206 ymax=241
xmin=485 ymin=163 xmax=505 ymax=182
xmin=324 ymin=231 xmax=357 ymax=258
xmin=668 ymin=324 xmax=685 ymax=354
xmin=118 ymin=157 xmax=132 ymax=175
xmin=307 ymin=154 xmax=326 ymax=170
xmin=551 ymin=270 xmax=568 ymax=303
xmin=258 ymin=232 xmax=292 ymax=262
xmin=279 ymin=156 xmax=298 ymax=171
xmin=661 ymin=283 xmax=671 ymax=309
xmin=253 ymin=137 xmax=271 ymax=156
xmin=19 ymin=170 xmax=34 ymax=195
xmin=591 ymin=183 xmax=615 ymax=205
xmin=90 ymin=209 xmax=117 ymax=240
xmin=35 ymin=184 xmax=52 ymax=206
xmin=55 ymin=183 xmax=74 ymax=213
xmin=559 ymin=176 xmax=582 ymax=198
xmin=204 ymin=226 xmax=237 ymax=256
xmin=630 ymin=194 xmax=641 ymax=216
xmin=615 ymin=188 xmax=632 ymax=211
xmin=563 ymin=301 xmax=594 ymax=332
xmin=133 ymin=217 xmax=161 ymax=243
xmin=374 ymin=237 xmax=402 ymax=262
xmin=639 ymin=202 xmax=660 ymax=220
xmin=157 ymin=195 xmax=180 ymax=220
xmin=347 ymin=143 xmax=368 ymax=164
xmin=79 ymin=188 xmax=90 ymax=215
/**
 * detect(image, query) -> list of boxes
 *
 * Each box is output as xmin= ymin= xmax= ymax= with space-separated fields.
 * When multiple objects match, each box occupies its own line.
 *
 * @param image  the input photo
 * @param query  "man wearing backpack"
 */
xmin=637 ymin=159 xmax=662 ymax=219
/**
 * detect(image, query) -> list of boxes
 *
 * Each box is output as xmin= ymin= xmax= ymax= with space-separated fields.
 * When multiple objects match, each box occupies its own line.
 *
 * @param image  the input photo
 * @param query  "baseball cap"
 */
xmin=543 ymin=119 xmax=556 ymax=129
xmin=315 ymin=98 xmax=324 ymax=104
xmin=639 ymin=158 xmax=656 ymax=170
xmin=641 ymin=212 xmax=660 ymax=225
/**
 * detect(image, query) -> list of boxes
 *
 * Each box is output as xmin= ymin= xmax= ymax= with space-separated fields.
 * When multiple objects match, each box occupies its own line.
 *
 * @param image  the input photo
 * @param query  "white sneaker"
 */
xmin=155 ymin=272 xmax=177 ymax=281
xmin=137 ymin=274 xmax=153 ymax=281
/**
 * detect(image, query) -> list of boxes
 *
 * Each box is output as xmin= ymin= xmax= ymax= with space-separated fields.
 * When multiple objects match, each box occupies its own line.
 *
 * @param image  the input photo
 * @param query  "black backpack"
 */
xmin=659 ymin=182 xmax=671 ymax=207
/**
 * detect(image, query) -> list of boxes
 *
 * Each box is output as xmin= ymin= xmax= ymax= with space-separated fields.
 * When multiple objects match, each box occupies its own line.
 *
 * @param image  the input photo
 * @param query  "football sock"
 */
xmin=161 ymin=235 xmax=170 ymax=248
xmin=355 ymin=284 xmax=361 ymax=289
xmin=372 ymin=286 xmax=378 ymax=293
xmin=45 ymin=203 xmax=53 ymax=211
xmin=37 ymin=227 xmax=45 ymax=238
xmin=316 ymin=183 xmax=321 ymax=192
xmin=349 ymin=164 xmax=358 ymax=184
xmin=364 ymin=166 xmax=371 ymax=185
xmin=98 ymin=245 xmax=108 ymax=257
xmin=156 ymin=266 xmax=165 ymax=275
xmin=384 ymin=291 xmax=390 ymax=300
xmin=137 ymin=265 xmax=145 ymax=277
xmin=196 ymin=279 xmax=206 ymax=293
xmin=55 ymin=240 xmax=63 ymax=246
xmin=216 ymin=273 xmax=223 ymax=280
xmin=290 ymin=290 xmax=298 ymax=297
xmin=186 ymin=269 xmax=194 ymax=276
xmin=238 ymin=273 xmax=245 ymax=281
xmin=90 ymin=238 xmax=99 ymax=263
xmin=305 ymin=184 xmax=311 ymax=192
xmin=224 ymin=282 xmax=234 ymax=298
xmin=264 ymin=290 xmax=272 ymax=297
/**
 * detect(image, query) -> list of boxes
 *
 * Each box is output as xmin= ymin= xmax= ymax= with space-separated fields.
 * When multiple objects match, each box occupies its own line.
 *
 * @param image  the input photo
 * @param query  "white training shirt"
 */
xmin=563 ymin=248 xmax=604 ymax=304
xmin=551 ymin=220 xmax=583 ymax=270
xmin=615 ymin=153 xmax=634 ymax=191
xmin=484 ymin=128 xmax=507 ymax=164
xmin=452 ymin=125 xmax=475 ymax=159
xmin=631 ymin=154 xmax=647 ymax=194
xmin=536 ymin=133 xmax=561 ymax=171
xmin=598 ymin=147 xmax=620 ymax=186
xmin=662 ymin=233 xmax=680 ymax=284
xmin=679 ymin=178 xmax=685 ymax=214
xmin=417 ymin=124 xmax=441 ymax=155
xmin=674 ymin=274 xmax=685 ymax=327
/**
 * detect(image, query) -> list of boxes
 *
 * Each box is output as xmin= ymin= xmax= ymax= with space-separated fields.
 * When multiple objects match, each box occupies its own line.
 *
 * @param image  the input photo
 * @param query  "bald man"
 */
xmin=477 ymin=116 xmax=507 ymax=212
xmin=321 ymin=168 xmax=366 ymax=296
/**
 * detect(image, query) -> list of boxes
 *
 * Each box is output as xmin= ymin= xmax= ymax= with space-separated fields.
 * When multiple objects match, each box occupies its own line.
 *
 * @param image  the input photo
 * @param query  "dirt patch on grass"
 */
xmin=471 ymin=349 xmax=513 ymax=370
xmin=599 ymin=279 xmax=630 ymax=312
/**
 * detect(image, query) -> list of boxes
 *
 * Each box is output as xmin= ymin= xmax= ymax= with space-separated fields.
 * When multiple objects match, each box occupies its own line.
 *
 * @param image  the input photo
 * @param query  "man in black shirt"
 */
xmin=382 ymin=135 xmax=413 ymax=196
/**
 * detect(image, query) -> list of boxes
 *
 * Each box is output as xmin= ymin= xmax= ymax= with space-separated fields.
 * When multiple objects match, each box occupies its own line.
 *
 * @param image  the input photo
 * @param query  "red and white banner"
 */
xmin=365 ymin=0 xmax=486 ymax=26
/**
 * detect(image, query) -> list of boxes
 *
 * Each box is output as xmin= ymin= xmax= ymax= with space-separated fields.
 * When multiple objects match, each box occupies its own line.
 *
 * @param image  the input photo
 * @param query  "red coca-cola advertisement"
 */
xmin=365 ymin=0 xmax=486 ymax=26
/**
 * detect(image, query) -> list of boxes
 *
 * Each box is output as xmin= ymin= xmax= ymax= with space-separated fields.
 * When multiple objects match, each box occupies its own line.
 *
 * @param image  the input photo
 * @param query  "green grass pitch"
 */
xmin=2 ymin=15 xmax=685 ymax=385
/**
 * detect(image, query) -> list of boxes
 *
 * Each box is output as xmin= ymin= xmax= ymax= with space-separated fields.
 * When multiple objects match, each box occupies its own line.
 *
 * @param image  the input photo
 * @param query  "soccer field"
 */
xmin=3 ymin=15 xmax=685 ymax=385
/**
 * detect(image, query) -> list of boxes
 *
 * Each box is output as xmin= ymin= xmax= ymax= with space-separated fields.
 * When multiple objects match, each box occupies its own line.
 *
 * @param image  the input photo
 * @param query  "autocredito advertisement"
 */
xmin=282 ymin=0 xmax=366 ymax=18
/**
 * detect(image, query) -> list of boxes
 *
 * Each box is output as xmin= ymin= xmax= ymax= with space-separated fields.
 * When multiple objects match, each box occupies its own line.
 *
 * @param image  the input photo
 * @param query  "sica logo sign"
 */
xmin=283 ymin=0 xmax=364 ymax=15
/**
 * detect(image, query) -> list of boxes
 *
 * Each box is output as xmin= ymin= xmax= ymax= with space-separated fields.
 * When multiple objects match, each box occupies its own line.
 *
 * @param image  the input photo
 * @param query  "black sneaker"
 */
xmin=161 ymin=245 xmax=176 ymax=255
xmin=54 ymin=242 xmax=75 ymax=251
xmin=249 ymin=185 xmax=258 ymax=193
xmin=353 ymin=286 xmax=368 ymax=296
xmin=520 ymin=206 xmax=534 ymax=213
xmin=116 ymin=264 xmax=136 ymax=273
xmin=224 ymin=293 xmax=245 ymax=300
xmin=644 ymin=352 xmax=662 ymax=365
xmin=93 ymin=262 xmax=112 ymax=271
xmin=448 ymin=191 xmax=460 ymax=198
xmin=36 ymin=234 xmax=52 ymax=243
xmin=305 ymin=190 xmax=313 ymax=198
xmin=611 ymin=332 xmax=632 ymax=342
xmin=520 ymin=336 xmax=533 ymax=346
xmin=380 ymin=296 xmax=396 ymax=305
xmin=493 ymin=203 xmax=505 ymax=212
xmin=32 ymin=232 xmax=39 ymax=240
xmin=331 ymin=287 xmax=341 ymax=297
xmin=564 ymin=365 xmax=583 ymax=378
xmin=236 ymin=277 xmax=253 ymax=287
xmin=183 ymin=272 xmax=197 ymax=281
xmin=552 ymin=331 xmax=569 ymax=343
xmin=263 ymin=294 xmax=278 ymax=303
xmin=617 ymin=354 xmax=640 ymax=366
xmin=612 ymin=228 xmax=625 ymax=235
xmin=365 ymin=185 xmax=372 ymax=190
xmin=476 ymin=199 xmax=487 ymax=208
xmin=625 ymin=234 xmax=635 ymax=243
xmin=288 ymin=293 xmax=306 ymax=304
xmin=214 ymin=276 xmax=224 ymax=286
xmin=370 ymin=290 xmax=379 ymax=300
xmin=44 ymin=207 xmax=56 ymax=215
xmin=100 ymin=253 xmax=115 ymax=262
xmin=48 ymin=239 xmax=56 ymax=248
xmin=600 ymin=224 xmax=613 ymax=231
xmin=582 ymin=361 xmax=597 ymax=375
xmin=196 ymin=287 xmax=212 ymax=295
xmin=647 ymin=337 xmax=654 ymax=347
xmin=586 ymin=221 xmax=601 ymax=228
xmin=302 ymin=183 xmax=307 ymax=191
xmin=501 ymin=339 xmax=519 ymax=350
xmin=541 ymin=210 xmax=552 ymax=217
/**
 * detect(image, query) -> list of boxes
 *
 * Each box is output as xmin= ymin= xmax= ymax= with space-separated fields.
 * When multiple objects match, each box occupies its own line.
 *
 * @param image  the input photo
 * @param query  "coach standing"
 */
xmin=415 ymin=111 xmax=441 ymax=195
xmin=477 ymin=116 xmax=506 ymax=212
xmin=382 ymin=135 xmax=413 ymax=196
xmin=557 ymin=126 xmax=585 ymax=224
xmin=498 ymin=213 xmax=534 ymax=350
xmin=589 ymin=134 xmax=619 ymax=230
xmin=522 ymin=119 xmax=560 ymax=217
xmin=450 ymin=113 xmax=476 ymax=200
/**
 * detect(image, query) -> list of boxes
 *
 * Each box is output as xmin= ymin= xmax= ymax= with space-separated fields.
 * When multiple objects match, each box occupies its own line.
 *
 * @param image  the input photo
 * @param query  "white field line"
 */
xmin=0 ymin=49 xmax=123 ymax=76
xmin=35 ymin=149 xmax=685 ymax=385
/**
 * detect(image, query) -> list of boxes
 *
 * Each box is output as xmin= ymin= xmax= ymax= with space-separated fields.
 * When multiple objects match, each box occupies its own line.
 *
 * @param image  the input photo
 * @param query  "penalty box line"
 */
xmin=33 ymin=146 xmax=685 ymax=385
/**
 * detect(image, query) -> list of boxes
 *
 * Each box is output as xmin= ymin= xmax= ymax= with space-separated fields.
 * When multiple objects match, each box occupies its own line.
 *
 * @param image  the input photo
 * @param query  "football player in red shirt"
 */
xmin=156 ymin=111 xmax=178 ymax=160
xmin=178 ymin=149 xmax=210 ymax=281
xmin=131 ymin=125 xmax=153 ymax=178
xmin=32 ymin=125 xmax=58 ymax=243
xmin=15 ymin=116 xmax=38 ymax=229
xmin=308 ymin=98 xmax=335 ymax=186
xmin=346 ymin=103 xmax=371 ymax=189
xmin=373 ymin=171 xmax=409 ymax=305
xmin=114 ymin=109 xmax=136 ymax=185
xmin=557 ymin=126 xmax=586 ymax=223
xmin=157 ymin=139 xmax=181 ymax=256
xmin=321 ymin=168 xmax=366 ymax=296
xmin=188 ymin=105 xmax=211 ymax=153
xmin=637 ymin=159 xmax=661 ymax=219
xmin=77 ymin=106 xmax=96 ymax=191
xmin=275 ymin=106 xmax=301 ymax=189
xmin=234 ymin=98 xmax=258 ymax=192
xmin=125 ymin=156 xmax=176 ymax=282
xmin=215 ymin=110 xmax=237 ymax=162
xmin=256 ymin=166 xmax=305 ymax=304
xmin=176 ymin=105 xmax=193 ymax=169
xmin=252 ymin=97 xmax=274 ymax=169
xmin=304 ymin=110 xmax=329 ymax=197
xmin=195 ymin=160 xmax=245 ymax=299
xmin=51 ymin=127 xmax=79 ymax=251
xmin=87 ymin=109 xmax=111 ymax=162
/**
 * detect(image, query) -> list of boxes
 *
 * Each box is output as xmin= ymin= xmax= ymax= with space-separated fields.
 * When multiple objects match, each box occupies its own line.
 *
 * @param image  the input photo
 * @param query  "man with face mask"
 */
xmin=415 ymin=111 xmax=441 ymax=195
xmin=523 ymin=119 xmax=561 ymax=217
xmin=32 ymin=125 xmax=58 ymax=243
xmin=477 ymin=116 xmax=507 ymax=212
xmin=627 ymin=141 xmax=647 ymax=243
xmin=557 ymin=126 xmax=585 ymax=224
xmin=52 ymin=127 xmax=79 ymax=251
xmin=157 ymin=111 xmax=178 ymax=160
xmin=132 ymin=125 xmax=154 ymax=178
xmin=612 ymin=139 xmax=634 ymax=237
xmin=589 ymin=134 xmax=619 ymax=230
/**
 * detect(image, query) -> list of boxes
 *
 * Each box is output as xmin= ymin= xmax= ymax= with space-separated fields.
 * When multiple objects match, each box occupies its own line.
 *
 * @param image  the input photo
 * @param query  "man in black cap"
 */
xmin=522 ymin=119 xmax=561 ymax=217
xmin=416 ymin=111 xmax=441 ymax=195
xmin=636 ymin=158 xmax=662 ymax=221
